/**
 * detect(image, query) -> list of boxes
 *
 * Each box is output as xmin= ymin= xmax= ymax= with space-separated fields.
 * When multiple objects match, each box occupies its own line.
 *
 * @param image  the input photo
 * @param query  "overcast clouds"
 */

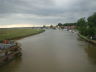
xmin=0 ymin=0 xmax=96 ymax=27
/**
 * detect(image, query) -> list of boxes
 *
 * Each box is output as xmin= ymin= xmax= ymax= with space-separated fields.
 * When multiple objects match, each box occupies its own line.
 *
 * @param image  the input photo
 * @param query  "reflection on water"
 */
xmin=85 ymin=44 xmax=96 ymax=65
xmin=0 ymin=30 xmax=96 ymax=72
xmin=77 ymin=34 xmax=96 ymax=65
xmin=0 ymin=57 xmax=22 ymax=72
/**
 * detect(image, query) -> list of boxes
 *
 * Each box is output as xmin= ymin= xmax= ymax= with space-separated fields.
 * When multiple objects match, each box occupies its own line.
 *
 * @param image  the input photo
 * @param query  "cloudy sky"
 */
xmin=0 ymin=0 xmax=96 ymax=28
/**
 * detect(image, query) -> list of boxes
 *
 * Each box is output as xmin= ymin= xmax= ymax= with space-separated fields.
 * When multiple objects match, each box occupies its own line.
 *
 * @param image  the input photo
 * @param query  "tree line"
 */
xmin=76 ymin=13 xmax=96 ymax=39
xmin=57 ymin=12 xmax=96 ymax=39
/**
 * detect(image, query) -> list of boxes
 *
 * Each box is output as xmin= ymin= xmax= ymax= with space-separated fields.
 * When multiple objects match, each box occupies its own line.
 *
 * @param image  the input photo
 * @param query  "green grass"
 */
xmin=0 ymin=28 xmax=45 ymax=41
xmin=78 ymin=33 xmax=96 ymax=44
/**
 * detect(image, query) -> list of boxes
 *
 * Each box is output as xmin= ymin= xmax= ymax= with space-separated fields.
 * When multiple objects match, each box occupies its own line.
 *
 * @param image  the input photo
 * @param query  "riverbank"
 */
xmin=78 ymin=33 xmax=96 ymax=45
xmin=0 ymin=29 xmax=45 ymax=66
xmin=0 ymin=29 xmax=45 ymax=41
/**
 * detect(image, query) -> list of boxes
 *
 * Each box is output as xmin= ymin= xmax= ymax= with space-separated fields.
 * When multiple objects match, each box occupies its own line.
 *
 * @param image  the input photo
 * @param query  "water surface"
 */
xmin=0 ymin=30 xmax=96 ymax=72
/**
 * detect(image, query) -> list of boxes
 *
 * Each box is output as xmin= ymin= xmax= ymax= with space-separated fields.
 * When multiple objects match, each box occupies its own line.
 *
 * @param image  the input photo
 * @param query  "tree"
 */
xmin=76 ymin=18 xmax=88 ymax=36
xmin=58 ymin=23 xmax=63 ymax=27
xmin=50 ymin=25 xmax=53 ymax=28
xmin=88 ymin=13 xmax=96 ymax=27
xmin=43 ymin=25 xmax=46 ymax=28
xmin=87 ymin=12 xmax=96 ymax=36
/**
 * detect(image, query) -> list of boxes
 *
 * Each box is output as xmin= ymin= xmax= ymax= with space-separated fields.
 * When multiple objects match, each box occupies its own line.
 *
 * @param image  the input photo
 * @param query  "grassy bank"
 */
xmin=78 ymin=33 xmax=96 ymax=45
xmin=0 ymin=28 xmax=45 ymax=41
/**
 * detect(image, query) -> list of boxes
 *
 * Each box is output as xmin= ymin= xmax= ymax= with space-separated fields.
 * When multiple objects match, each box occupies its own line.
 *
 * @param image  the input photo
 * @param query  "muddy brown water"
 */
xmin=0 ymin=30 xmax=96 ymax=72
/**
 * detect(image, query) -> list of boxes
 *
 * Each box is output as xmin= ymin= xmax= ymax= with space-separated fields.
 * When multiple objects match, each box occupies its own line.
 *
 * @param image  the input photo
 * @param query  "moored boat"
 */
xmin=0 ymin=40 xmax=22 ymax=66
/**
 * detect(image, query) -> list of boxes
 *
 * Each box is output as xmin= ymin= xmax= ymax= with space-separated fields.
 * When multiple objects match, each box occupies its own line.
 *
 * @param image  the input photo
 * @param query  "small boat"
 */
xmin=0 ymin=40 xmax=22 ymax=66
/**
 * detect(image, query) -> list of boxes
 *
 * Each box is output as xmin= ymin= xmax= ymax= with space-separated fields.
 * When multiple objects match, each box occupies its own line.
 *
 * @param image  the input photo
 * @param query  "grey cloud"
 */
xmin=0 ymin=0 xmax=96 ymax=26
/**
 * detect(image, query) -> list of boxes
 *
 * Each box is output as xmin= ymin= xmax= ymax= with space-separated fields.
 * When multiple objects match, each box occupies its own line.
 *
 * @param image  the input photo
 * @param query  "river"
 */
xmin=0 ymin=29 xmax=96 ymax=72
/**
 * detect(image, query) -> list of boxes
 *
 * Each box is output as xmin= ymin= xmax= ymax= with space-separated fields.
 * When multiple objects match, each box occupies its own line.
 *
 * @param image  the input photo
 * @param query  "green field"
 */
xmin=0 ymin=28 xmax=45 ymax=41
